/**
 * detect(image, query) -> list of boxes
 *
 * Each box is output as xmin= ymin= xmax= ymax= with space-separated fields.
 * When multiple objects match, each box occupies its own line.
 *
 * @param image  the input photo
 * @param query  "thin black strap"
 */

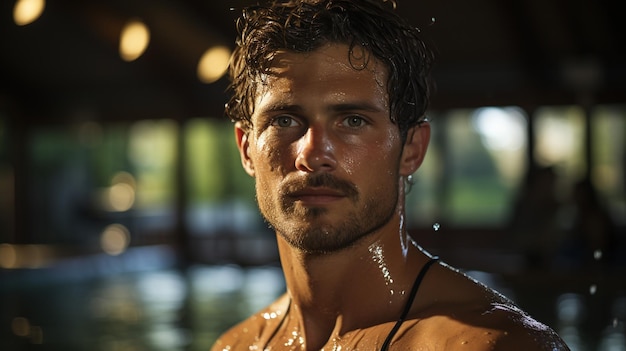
xmin=262 ymin=298 xmax=292 ymax=351
xmin=380 ymin=257 xmax=439 ymax=351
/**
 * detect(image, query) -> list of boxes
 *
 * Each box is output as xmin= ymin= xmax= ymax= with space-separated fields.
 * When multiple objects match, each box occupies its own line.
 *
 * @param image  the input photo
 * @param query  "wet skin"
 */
xmin=213 ymin=44 xmax=570 ymax=350
xmin=236 ymin=43 xmax=418 ymax=255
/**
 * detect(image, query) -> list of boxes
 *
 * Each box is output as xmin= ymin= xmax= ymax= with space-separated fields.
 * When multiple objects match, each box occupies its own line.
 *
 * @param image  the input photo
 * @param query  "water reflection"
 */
xmin=1 ymin=262 xmax=285 ymax=351
xmin=1 ymin=261 xmax=623 ymax=351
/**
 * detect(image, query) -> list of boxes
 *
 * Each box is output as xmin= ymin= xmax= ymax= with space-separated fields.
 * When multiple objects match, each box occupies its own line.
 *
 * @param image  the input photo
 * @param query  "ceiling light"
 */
xmin=13 ymin=0 xmax=45 ymax=26
xmin=197 ymin=46 xmax=231 ymax=83
xmin=119 ymin=19 xmax=150 ymax=62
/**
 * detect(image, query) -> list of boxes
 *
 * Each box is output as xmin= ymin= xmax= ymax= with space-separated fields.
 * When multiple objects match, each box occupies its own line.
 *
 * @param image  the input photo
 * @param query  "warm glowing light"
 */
xmin=100 ymin=224 xmax=130 ymax=256
xmin=13 ymin=0 xmax=45 ymax=26
xmin=535 ymin=113 xmax=580 ymax=165
xmin=0 ymin=244 xmax=52 ymax=269
xmin=0 ymin=244 xmax=17 ymax=268
xmin=105 ymin=172 xmax=136 ymax=212
xmin=108 ymin=183 xmax=135 ymax=211
xmin=197 ymin=46 xmax=231 ymax=83
xmin=11 ymin=317 xmax=31 ymax=337
xmin=119 ymin=19 xmax=150 ymax=61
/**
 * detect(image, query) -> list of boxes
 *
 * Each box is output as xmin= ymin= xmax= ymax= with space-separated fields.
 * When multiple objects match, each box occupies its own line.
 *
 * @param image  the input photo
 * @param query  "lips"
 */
xmin=287 ymin=187 xmax=346 ymax=205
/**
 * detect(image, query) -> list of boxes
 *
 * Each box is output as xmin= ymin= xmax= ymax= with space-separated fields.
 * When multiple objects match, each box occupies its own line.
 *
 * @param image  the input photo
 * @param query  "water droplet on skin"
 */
xmin=593 ymin=250 xmax=603 ymax=260
xmin=398 ymin=206 xmax=409 ymax=258
xmin=262 ymin=312 xmax=278 ymax=320
xmin=369 ymin=244 xmax=394 ymax=286
xmin=589 ymin=284 xmax=597 ymax=295
xmin=461 ymin=340 xmax=468 ymax=345
xmin=397 ymin=176 xmax=417 ymax=262
xmin=432 ymin=223 xmax=440 ymax=231
xmin=284 ymin=330 xmax=305 ymax=348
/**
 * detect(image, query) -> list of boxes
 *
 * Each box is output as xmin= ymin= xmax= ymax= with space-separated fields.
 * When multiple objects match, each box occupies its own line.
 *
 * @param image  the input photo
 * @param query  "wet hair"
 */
xmin=226 ymin=0 xmax=434 ymax=141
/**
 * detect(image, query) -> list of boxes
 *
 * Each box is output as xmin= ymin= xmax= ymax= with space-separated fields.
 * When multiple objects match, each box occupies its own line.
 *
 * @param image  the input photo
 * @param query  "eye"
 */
xmin=342 ymin=115 xmax=367 ymax=128
xmin=271 ymin=115 xmax=299 ymax=128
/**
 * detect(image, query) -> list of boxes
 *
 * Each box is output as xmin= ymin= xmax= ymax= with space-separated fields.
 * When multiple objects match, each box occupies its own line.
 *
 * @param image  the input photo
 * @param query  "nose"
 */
xmin=295 ymin=126 xmax=337 ymax=173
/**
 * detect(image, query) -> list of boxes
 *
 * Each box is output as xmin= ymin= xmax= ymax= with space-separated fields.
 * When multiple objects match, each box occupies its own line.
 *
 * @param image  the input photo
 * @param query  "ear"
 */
xmin=235 ymin=123 xmax=256 ymax=177
xmin=399 ymin=122 xmax=430 ymax=177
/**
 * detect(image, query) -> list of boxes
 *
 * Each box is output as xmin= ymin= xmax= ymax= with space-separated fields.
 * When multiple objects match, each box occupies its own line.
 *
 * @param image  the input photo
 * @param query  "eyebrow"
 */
xmin=260 ymin=103 xmax=303 ymax=114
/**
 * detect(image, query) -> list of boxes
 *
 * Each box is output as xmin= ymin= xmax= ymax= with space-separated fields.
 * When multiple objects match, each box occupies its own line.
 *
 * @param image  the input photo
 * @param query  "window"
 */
xmin=408 ymin=107 xmax=529 ymax=228
xmin=592 ymin=105 xmax=625 ymax=225
xmin=533 ymin=104 xmax=625 ymax=224
xmin=184 ymin=118 xmax=260 ymax=237
xmin=22 ymin=120 xmax=178 ymax=249
xmin=8 ymin=104 xmax=623 ymax=256
xmin=534 ymin=106 xmax=586 ymax=198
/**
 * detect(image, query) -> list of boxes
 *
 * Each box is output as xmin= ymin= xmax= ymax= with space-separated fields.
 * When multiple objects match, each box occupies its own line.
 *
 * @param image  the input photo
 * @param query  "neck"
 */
xmin=276 ymin=214 xmax=433 ymax=349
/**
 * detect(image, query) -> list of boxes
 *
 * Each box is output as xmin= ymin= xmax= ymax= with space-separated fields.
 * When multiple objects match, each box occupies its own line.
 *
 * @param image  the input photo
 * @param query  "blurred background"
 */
xmin=0 ymin=0 xmax=624 ymax=350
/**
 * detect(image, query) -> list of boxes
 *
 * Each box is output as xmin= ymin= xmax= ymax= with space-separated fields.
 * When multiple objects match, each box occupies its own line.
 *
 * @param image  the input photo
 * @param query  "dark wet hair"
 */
xmin=226 ymin=0 xmax=434 ymax=141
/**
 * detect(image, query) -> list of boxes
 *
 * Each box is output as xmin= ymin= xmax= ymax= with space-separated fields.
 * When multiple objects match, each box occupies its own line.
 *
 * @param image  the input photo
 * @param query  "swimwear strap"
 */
xmin=379 ymin=257 xmax=439 ymax=351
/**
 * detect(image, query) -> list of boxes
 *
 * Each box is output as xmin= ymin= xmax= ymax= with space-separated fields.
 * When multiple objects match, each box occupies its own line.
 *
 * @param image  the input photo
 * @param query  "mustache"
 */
xmin=281 ymin=173 xmax=359 ymax=200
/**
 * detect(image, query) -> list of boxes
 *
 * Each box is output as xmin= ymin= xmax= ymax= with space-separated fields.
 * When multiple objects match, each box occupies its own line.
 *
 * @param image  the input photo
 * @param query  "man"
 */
xmin=212 ymin=0 xmax=570 ymax=350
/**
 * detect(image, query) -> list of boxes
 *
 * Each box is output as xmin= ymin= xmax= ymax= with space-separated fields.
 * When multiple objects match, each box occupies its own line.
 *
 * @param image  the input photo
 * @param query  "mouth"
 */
xmin=288 ymin=187 xmax=346 ymax=205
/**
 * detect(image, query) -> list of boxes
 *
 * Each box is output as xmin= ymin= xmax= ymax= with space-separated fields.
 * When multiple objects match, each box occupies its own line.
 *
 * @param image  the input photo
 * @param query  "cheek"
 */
xmin=340 ymin=145 xmax=367 ymax=176
xmin=340 ymin=129 xmax=402 ymax=177
xmin=375 ymin=130 xmax=402 ymax=162
xmin=255 ymin=134 xmax=290 ymax=174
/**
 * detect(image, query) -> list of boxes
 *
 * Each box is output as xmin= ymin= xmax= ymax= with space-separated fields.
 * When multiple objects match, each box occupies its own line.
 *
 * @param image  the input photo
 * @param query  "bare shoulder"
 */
xmin=398 ymin=262 xmax=571 ymax=350
xmin=398 ymin=300 xmax=570 ymax=351
xmin=210 ymin=293 xmax=290 ymax=351
xmin=440 ymin=302 xmax=570 ymax=350
xmin=480 ymin=302 xmax=571 ymax=350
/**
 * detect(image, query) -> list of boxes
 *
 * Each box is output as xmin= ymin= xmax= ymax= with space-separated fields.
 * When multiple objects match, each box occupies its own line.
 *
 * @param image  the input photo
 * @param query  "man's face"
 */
xmin=236 ymin=43 xmax=417 ymax=254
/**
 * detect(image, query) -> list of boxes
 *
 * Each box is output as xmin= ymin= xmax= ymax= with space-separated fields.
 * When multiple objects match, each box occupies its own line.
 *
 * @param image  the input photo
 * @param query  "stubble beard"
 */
xmin=256 ymin=177 xmax=399 ymax=255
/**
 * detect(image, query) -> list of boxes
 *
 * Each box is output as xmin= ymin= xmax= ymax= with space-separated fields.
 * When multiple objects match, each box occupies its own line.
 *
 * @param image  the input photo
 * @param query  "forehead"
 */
xmin=268 ymin=43 xmax=383 ymax=75
xmin=253 ymin=43 xmax=388 ymax=109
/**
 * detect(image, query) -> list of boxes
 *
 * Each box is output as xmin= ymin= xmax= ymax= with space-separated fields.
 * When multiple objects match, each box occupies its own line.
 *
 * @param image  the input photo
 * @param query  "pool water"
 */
xmin=1 ymin=252 xmax=624 ymax=351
